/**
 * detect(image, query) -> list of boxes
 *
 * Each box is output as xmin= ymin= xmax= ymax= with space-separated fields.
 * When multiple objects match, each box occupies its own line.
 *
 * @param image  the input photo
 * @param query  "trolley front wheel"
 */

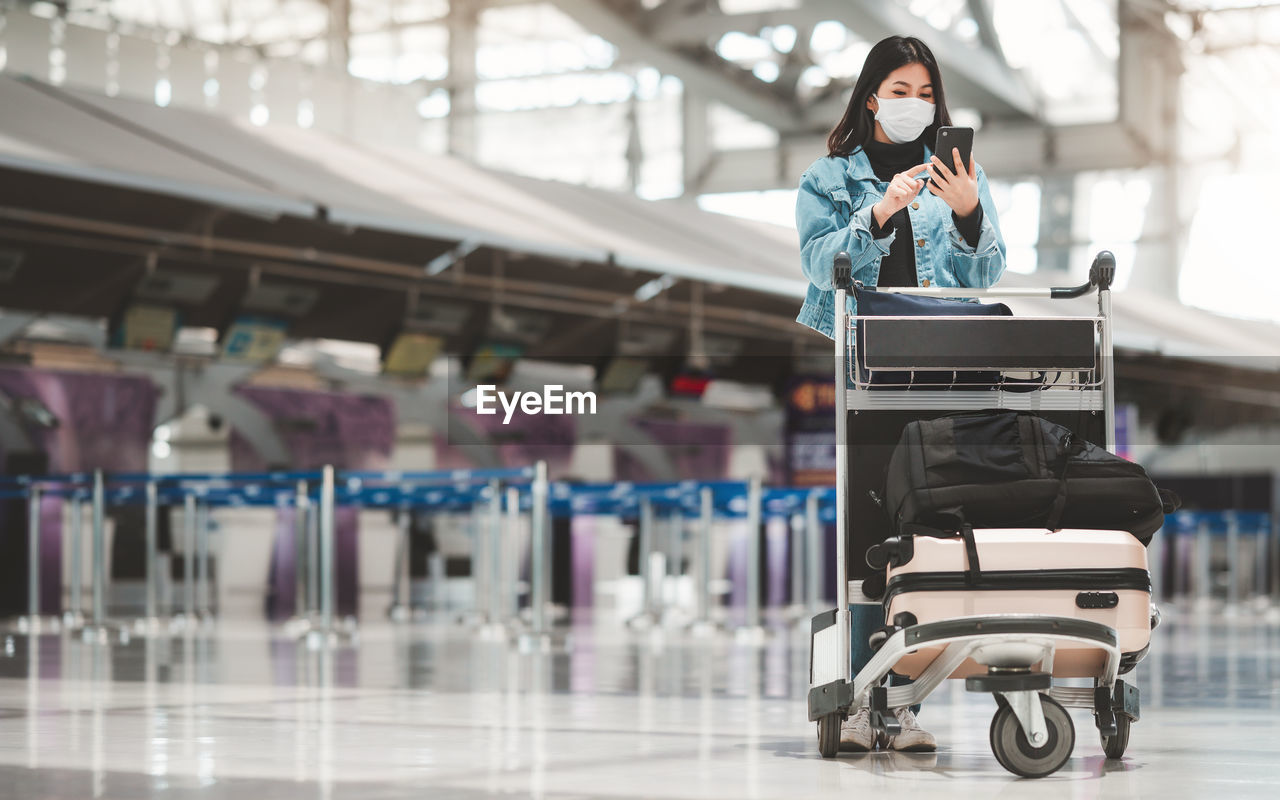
xmin=1101 ymin=713 xmax=1131 ymax=760
xmin=817 ymin=713 xmax=841 ymax=758
xmin=989 ymin=695 xmax=1075 ymax=779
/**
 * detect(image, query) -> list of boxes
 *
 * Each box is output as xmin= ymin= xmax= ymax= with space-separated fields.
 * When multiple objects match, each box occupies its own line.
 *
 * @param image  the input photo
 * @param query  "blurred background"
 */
xmin=0 ymin=0 xmax=1277 ymax=635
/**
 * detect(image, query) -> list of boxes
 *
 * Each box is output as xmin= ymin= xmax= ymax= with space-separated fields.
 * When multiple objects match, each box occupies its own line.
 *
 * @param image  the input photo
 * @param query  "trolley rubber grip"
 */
xmin=832 ymin=252 xmax=853 ymax=289
xmin=1049 ymin=282 xmax=1093 ymax=299
xmin=1090 ymin=250 xmax=1116 ymax=290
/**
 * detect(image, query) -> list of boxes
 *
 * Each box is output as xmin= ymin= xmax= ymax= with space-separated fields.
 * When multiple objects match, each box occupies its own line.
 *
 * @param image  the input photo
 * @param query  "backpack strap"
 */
xmin=1046 ymin=435 xmax=1088 ymax=531
xmin=904 ymin=514 xmax=981 ymax=583
xmin=960 ymin=522 xmax=982 ymax=585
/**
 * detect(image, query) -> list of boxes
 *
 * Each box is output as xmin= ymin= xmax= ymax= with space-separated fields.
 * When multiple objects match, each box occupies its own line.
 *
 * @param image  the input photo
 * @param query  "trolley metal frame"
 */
xmin=808 ymin=250 xmax=1143 ymax=777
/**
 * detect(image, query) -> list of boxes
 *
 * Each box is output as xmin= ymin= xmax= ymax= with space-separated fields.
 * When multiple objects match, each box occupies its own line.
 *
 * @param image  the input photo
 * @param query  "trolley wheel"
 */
xmin=817 ymin=713 xmax=841 ymax=758
xmin=989 ymin=694 xmax=1075 ymax=779
xmin=873 ymin=729 xmax=892 ymax=751
xmin=1101 ymin=713 xmax=1131 ymax=760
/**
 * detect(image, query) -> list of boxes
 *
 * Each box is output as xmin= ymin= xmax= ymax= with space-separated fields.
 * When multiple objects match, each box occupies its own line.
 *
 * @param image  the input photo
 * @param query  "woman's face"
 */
xmin=865 ymin=62 xmax=935 ymax=113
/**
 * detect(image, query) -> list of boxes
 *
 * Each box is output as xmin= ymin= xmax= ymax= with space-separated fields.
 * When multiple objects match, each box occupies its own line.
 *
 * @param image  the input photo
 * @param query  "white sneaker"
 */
xmin=839 ymin=707 xmax=875 ymax=752
xmin=889 ymin=707 xmax=937 ymax=752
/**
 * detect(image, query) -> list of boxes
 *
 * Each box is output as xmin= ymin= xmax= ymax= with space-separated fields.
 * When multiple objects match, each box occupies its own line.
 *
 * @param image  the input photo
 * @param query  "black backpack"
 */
xmin=884 ymin=410 xmax=1179 ymax=544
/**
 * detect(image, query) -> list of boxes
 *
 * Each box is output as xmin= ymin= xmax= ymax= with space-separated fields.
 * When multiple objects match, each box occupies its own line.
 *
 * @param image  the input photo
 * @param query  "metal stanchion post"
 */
xmin=531 ymin=467 xmax=547 ymax=634
xmin=630 ymin=496 xmax=656 ymax=629
xmin=183 ymin=493 xmax=196 ymax=625
xmin=1172 ymin=519 xmax=1189 ymax=603
xmin=1195 ymin=517 xmax=1211 ymax=611
xmin=319 ymin=465 xmax=335 ymax=637
xmin=308 ymin=495 xmax=320 ymax=619
xmin=805 ymin=493 xmax=821 ymax=615
xmin=738 ymin=477 xmax=765 ymax=643
xmin=541 ymin=483 xmax=553 ymax=629
xmin=1271 ymin=514 xmax=1280 ymax=609
xmin=88 ymin=469 xmax=107 ymax=640
xmin=65 ymin=495 xmax=84 ymax=626
xmin=196 ymin=500 xmax=211 ymax=621
xmin=689 ymin=486 xmax=716 ymax=636
xmin=469 ymin=502 xmax=489 ymax=624
xmin=23 ymin=485 xmax=42 ymax=632
xmin=1255 ymin=518 xmax=1269 ymax=608
xmin=143 ymin=480 xmax=158 ymax=629
xmin=789 ymin=512 xmax=805 ymax=616
xmin=1226 ymin=512 xmax=1240 ymax=615
xmin=666 ymin=512 xmax=683 ymax=620
xmin=483 ymin=480 xmax=504 ymax=637
xmin=388 ymin=505 xmax=410 ymax=621
xmin=519 ymin=461 xmax=553 ymax=651
xmin=293 ymin=481 xmax=310 ymax=623
xmin=505 ymin=487 xmax=522 ymax=625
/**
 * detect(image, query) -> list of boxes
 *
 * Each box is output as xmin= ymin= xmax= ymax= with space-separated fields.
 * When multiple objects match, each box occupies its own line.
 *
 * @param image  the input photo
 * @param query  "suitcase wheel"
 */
xmin=988 ymin=694 xmax=1075 ymax=778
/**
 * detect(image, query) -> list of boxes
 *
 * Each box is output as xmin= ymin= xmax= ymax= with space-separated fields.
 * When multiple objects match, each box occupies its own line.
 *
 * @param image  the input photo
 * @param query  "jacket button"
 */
xmin=922 ymin=279 xmax=931 ymax=287
xmin=911 ymin=202 xmax=919 ymax=210
xmin=916 ymin=238 xmax=925 ymax=247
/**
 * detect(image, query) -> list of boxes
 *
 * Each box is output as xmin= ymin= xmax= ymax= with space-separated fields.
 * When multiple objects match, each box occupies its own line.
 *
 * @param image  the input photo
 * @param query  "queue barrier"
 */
xmin=1 ymin=465 xmax=546 ymax=644
xmin=4 ymin=467 xmax=843 ymax=644
xmin=1153 ymin=510 xmax=1273 ymax=608
xmin=16 ymin=468 xmax=1269 ymax=645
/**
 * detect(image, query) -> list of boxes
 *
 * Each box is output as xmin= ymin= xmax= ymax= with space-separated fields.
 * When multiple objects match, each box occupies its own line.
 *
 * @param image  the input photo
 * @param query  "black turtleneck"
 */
xmin=862 ymin=138 xmax=984 ymax=287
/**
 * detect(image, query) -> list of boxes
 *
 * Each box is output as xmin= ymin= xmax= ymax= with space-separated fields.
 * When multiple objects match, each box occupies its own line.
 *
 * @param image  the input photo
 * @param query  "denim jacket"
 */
xmin=794 ymin=144 xmax=1007 ymax=339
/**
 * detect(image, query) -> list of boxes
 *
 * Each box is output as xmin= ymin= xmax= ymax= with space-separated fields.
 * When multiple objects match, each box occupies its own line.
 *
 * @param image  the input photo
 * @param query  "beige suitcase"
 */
xmin=880 ymin=528 xmax=1151 ymax=679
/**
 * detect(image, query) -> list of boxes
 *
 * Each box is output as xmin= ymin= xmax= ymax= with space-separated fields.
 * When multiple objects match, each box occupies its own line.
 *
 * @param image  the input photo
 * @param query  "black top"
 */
xmin=861 ymin=138 xmax=983 ymax=287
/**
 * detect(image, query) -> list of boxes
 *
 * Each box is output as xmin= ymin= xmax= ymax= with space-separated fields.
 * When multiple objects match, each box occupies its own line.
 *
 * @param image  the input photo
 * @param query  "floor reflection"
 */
xmin=0 ymin=606 xmax=1277 ymax=798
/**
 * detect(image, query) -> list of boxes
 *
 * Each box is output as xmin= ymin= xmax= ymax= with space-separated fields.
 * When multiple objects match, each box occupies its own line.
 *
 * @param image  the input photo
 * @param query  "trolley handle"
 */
xmin=831 ymin=250 xmax=1116 ymax=299
xmin=1050 ymin=250 xmax=1116 ymax=299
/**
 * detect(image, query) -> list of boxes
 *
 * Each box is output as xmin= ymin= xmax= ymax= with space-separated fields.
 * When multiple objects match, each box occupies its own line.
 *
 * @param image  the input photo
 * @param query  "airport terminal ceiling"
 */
xmin=0 ymin=0 xmax=1278 ymax=418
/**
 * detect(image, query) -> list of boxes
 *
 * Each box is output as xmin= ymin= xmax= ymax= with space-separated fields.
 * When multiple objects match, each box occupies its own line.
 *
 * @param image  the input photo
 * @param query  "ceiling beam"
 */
xmin=550 ymin=0 xmax=800 ymax=132
xmin=966 ymin=0 xmax=1006 ymax=62
xmin=648 ymin=0 xmax=1040 ymax=121
xmin=652 ymin=9 xmax=813 ymax=45
xmin=1057 ymin=0 xmax=1117 ymax=64
xmin=808 ymin=0 xmax=1039 ymax=120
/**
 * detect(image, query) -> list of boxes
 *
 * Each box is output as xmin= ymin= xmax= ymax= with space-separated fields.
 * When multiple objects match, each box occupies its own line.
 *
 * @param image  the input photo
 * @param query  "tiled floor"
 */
xmin=1 ymin=606 xmax=1279 ymax=798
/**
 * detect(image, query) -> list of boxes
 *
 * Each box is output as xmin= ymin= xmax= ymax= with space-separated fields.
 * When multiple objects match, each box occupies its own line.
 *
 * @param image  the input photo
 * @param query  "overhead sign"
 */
xmin=785 ymin=376 xmax=837 ymax=487
xmin=222 ymin=315 xmax=289 ymax=363
xmin=383 ymin=332 xmax=443 ymax=377
xmin=115 ymin=304 xmax=179 ymax=352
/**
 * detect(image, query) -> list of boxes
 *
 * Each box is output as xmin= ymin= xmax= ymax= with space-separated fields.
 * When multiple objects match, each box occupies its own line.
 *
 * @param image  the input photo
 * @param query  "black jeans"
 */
xmin=850 ymin=601 xmax=921 ymax=715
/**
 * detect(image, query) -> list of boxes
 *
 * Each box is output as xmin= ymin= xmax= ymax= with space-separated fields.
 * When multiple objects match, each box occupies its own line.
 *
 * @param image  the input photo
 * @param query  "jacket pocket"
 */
xmin=827 ymin=187 xmax=876 ymax=226
xmin=825 ymin=187 xmax=853 ymax=223
xmin=826 ymin=187 xmax=853 ymax=208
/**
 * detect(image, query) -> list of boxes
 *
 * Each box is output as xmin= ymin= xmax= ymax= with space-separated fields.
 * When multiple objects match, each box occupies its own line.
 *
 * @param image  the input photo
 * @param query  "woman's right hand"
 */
xmin=871 ymin=163 xmax=930 ymax=228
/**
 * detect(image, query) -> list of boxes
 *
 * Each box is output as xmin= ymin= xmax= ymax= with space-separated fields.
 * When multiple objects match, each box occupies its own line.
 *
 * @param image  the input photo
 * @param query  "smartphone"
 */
xmin=932 ymin=126 xmax=973 ymax=177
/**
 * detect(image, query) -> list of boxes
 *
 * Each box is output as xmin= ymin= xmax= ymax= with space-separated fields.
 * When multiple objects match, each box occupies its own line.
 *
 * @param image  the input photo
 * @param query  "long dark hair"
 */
xmin=826 ymin=36 xmax=952 ymax=157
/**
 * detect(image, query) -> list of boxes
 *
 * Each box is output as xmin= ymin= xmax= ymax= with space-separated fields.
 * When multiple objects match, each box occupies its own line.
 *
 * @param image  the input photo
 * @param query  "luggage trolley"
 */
xmin=808 ymin=250 xmax=1147 ymax=778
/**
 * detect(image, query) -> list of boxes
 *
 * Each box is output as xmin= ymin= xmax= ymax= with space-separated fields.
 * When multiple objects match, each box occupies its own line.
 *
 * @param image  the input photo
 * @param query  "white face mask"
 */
xmin=872 ymin=95 xmax=935 ymax=144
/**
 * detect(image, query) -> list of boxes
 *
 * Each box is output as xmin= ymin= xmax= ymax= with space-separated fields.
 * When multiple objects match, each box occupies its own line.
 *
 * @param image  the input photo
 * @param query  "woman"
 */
xmin=794 ymin=36 xmax=1008 ymax=753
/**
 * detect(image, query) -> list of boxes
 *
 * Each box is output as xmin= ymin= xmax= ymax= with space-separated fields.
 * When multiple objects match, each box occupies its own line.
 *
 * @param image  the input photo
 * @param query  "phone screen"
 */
xmin=934 ymin=126 xmax=974 ymax=176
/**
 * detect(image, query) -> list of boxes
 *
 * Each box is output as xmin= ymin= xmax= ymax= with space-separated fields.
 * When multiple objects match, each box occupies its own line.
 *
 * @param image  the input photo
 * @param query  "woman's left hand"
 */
xmin=927 ymin=148 xmax=980 ymax=218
